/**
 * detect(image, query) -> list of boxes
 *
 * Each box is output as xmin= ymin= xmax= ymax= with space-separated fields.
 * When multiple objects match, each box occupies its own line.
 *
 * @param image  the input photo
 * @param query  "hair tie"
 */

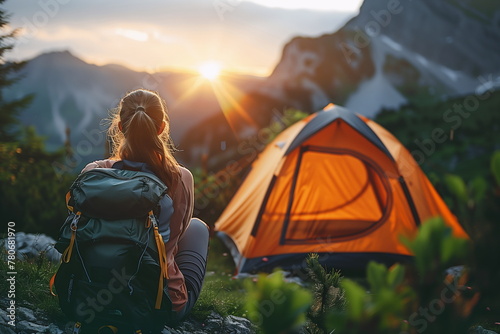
xmin=136 ymin=106 xmax=145 ymax=112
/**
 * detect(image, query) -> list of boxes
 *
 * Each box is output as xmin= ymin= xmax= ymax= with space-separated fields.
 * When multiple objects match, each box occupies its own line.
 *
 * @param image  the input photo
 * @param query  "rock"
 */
xmin=46 ymin=323 xmax=64 ymax=334
xmin=0 ymin=324 xmax=16 ymax=334
xmin=469 ymin=326 xmax=499 ymax=334
xmin=202 ymin=312 xmax=225 ymax=332
xmin=1 ymin=232 xmax=61 ymax=263
xmin=0 ymin=296 xmax=255 ymax=334
xmin=224 ymin=315 xmax=255 ymax=334
xmin=445 ymin=265 xmax=466 ymax=278
xmin=165 ymin=313 xmax=215 ymax=334
xmin=161 ymin=312 xmax=255 ymax=334
xmin=16 ymin=320 xmax=49 ymax=333
xmin=18 ymin=307 xmax=37 ymax=322
xmin=0 ymin=308 xmax=9 ymax=324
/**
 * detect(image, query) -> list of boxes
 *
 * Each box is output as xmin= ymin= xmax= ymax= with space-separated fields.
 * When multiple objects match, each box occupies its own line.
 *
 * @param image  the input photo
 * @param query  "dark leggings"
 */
xmin=172 ymin=218 xmax=209 ymax=323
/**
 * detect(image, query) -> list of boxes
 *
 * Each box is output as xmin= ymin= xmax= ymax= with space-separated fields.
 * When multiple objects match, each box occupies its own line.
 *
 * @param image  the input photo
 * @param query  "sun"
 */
xmin=198 ymin=61 xmax=222 ymax=81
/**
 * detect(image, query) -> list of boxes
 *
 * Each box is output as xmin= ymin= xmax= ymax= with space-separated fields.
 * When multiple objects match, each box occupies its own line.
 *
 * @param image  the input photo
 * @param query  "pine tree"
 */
xmin=305 ymin=253 xmax=345 ymax=334
xmin=0 ymin=0 xmax=33 ymax=142
xmin=0 ymin=1 xmax=72 ymax=236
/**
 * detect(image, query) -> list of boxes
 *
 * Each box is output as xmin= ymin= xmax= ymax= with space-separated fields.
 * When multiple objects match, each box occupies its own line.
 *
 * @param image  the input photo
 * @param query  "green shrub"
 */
xmin=318 ymin=216 xmax=479 ymax=334
xmin=326 ymin=262 xmax=412 ymax=333
xmin=304 ymin=253 xmax=344 ymax=334
xmin=0 ymin=127 xmax=74 ymax=237
xmin=245 ymin=270 xmax=312 ymax=334
xmin=401 ymin=217 xmax=470 ymax=283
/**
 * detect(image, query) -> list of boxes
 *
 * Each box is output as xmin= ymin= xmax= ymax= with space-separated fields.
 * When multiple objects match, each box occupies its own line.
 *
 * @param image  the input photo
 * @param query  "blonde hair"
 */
xmin=108 ymin=89 xmax=180 ymax=193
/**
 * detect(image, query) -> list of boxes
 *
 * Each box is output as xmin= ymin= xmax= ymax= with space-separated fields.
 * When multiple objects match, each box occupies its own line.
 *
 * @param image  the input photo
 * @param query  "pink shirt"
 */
xmin=82 ymin=159 xmax=194 ymax=311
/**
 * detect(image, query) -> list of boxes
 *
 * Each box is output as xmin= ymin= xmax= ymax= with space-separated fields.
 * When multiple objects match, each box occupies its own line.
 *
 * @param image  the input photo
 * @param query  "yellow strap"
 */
xmin=154 ymin=227 xmax=169 ymax=309
xmin=98 ymin=325 xmax=118 ymax=334
xmin=156 ymin=267 xmax=164 ymax=309
xmin=151 ymin=210 xmax=169 ymax=309
xmin=63 ymin=191 xmax=77 ymax=263
xmin=49 ymin=273 xmax=57 ymax=296
xmin=66 ymin=191 xmax=74 ymax=212
xmin=50 ymin=208 xmax=79 ymax=296
xmin=62 ymin=212 xmax=81 ymax=263
xmin=62 ymin=229 xmax=76 ymax=263
xmin=154 ymin=227 xmax=169 ymax=279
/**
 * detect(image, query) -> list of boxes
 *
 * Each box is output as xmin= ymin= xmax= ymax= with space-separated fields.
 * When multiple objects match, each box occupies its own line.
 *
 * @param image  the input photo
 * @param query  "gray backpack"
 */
xmin=52 ymin=165 xmax=174 ymax=333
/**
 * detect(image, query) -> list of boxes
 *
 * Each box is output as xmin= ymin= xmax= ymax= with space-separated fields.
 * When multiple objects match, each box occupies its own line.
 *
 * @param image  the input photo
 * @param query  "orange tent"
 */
xmin=215 ymin=105 xmax=468 ymax=274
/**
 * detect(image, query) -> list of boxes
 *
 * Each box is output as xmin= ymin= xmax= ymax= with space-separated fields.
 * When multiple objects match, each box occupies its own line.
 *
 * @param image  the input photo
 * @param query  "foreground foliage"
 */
xmin=298 ymin=218 xmax=479 ymax=334
xmin=244 ymin=271 xmax=312 ymax=334
xmin=0 ymin=128 xmax=74 ymax=237
xmin=304 ymin=253 xmax=344 ymax=334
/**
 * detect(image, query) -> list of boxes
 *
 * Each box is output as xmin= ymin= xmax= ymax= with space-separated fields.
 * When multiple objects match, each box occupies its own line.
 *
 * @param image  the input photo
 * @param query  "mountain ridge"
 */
xmin=6 ymin=50 xmax=264 ymax=171
xmin=259 ymin=0 xmax=500 ymax=115
xmin=180 ymin=0 xmax=500 ymax=168
xmin=5 ymin=0 xmax=500 ymax=171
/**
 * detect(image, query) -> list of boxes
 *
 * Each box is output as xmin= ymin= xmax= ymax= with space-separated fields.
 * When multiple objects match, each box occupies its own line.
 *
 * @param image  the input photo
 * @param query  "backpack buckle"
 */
xmin=72 ymin=322 xmax=82 ymax=334
xmin=70 ymin=212 xmax=81 ymax=231
xmin=148 ymin=211 xmax=158 ymax=228
xmin=63 ymin=212 xmax=81 ymax=263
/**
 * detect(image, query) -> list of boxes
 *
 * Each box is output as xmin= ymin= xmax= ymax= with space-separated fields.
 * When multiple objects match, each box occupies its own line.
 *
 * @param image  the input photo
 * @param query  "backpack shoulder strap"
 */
xmin=148 ymin=211 xmax=169 ymax=309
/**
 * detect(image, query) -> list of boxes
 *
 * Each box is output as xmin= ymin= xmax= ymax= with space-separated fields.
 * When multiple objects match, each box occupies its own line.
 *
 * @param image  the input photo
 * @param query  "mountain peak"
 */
xmin=30 ymin=50 xmax=89 ymax=67
xmin=345 ymin=0 xmax=500 ymax=75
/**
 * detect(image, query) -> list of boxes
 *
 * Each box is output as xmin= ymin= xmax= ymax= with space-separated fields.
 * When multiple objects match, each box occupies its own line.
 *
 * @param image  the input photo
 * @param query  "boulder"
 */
xmin=0 ymin=298 xmax=255 ymax=334
xmin=1 ymin=232 xmax=61 ymax=263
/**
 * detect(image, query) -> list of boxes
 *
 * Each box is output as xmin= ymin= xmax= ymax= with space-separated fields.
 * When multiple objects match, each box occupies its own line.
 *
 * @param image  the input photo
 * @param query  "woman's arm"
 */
xmin=163 ymin=166 xmax=194 ymax=311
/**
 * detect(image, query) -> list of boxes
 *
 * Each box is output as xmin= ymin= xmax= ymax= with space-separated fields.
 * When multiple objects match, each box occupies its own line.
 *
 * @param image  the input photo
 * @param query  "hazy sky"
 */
xmin=3 ymin=0 xmax=363 ymax=76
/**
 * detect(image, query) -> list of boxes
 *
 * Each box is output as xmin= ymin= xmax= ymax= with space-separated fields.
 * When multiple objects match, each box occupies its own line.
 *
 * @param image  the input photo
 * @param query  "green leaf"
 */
xmin=386 ymin=264 xmax=405 ymax=289
xmin=444 ymin=174 xmax=467 ymax=203
xmin=491 ymin=151 xmax=500 ymax=186
xmin=441 ymin=237 xmax=469 ymax=264
xmin=244 ymin=271 xmax=312 ymax=334
xmin=341 ymin=279 xmax=366 ymax=320
xmin=367 ymin=261 xmax=387 ymax=294
xmin=469 ymin=176 xmax=488 ymax=204
xmin=372 ymin=288 xmax=400 ymax=314
xmin=401 ymin=217 xmax=470 ymax=279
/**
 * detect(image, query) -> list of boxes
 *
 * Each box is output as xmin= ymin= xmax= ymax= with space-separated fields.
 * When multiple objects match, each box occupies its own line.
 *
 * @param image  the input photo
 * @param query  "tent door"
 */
xmin=279 ymin=146 xmax=393 ymax=245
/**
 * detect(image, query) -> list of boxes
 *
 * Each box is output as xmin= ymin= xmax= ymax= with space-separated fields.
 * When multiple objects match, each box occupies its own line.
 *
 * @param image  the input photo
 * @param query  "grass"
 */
xmin=0 ymin=236 xmax=248 ymax=326
xmin=191 ymin=236 xmax=248 ymax=320
xmin=0 ymin=250 xmax=66 ymax=324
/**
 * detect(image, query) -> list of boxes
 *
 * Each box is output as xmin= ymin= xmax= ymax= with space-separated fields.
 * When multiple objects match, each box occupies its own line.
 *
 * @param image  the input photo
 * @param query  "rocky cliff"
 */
xmin=181 ymin=0 xmax=500 ymax=168
xmin=261 ymin=0 xmax=500 ymax=115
